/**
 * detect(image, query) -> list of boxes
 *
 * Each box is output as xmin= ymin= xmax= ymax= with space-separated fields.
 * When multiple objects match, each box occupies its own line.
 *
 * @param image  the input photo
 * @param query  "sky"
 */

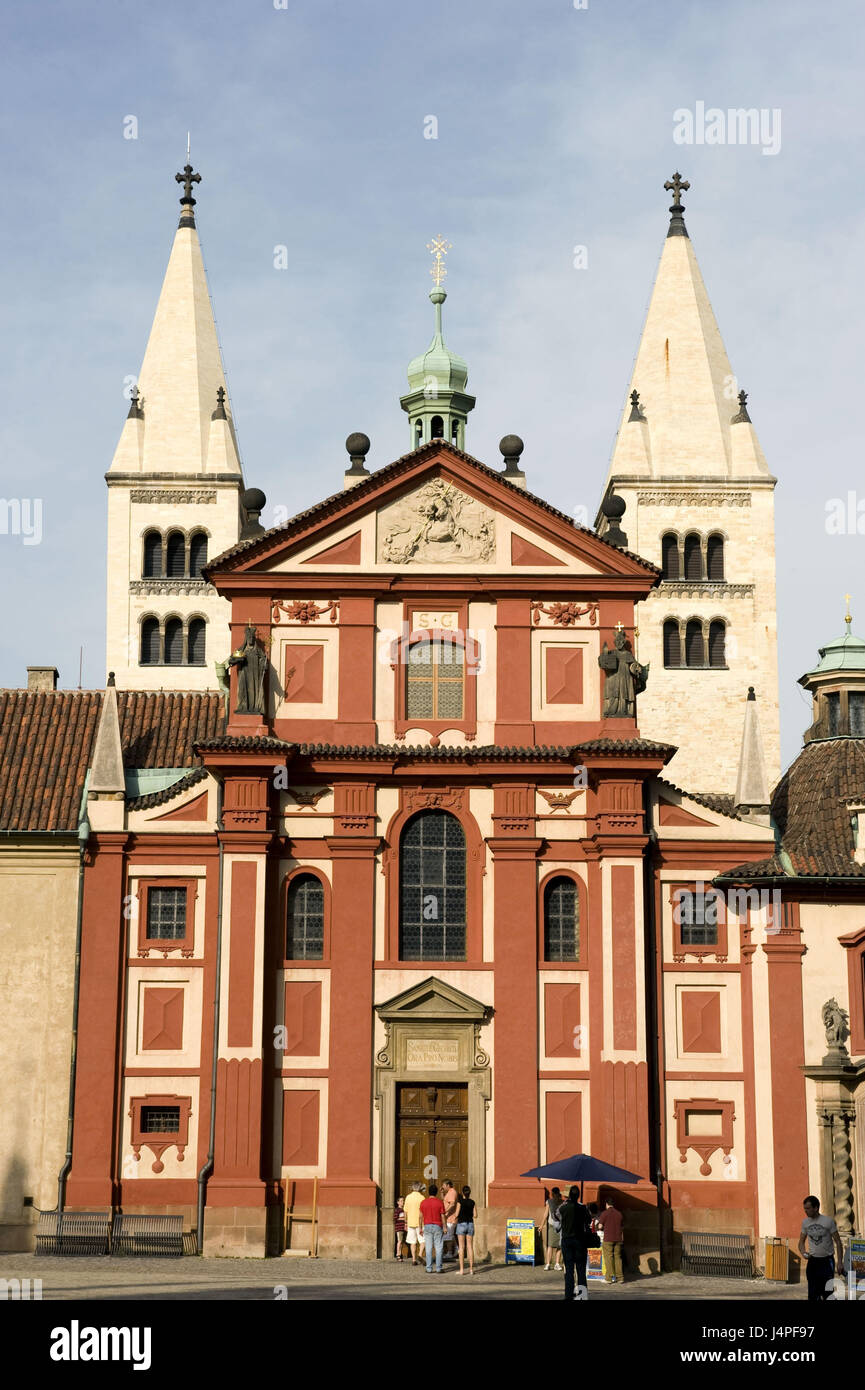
xmin=1 ymin=0 xmax=863 ymax=769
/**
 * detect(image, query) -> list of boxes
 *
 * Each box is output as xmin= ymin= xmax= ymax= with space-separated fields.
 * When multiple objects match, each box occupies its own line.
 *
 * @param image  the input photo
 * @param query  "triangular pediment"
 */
xmin=207 ymin=443 xmax=658 ymax=583
xmin=376 ymin=975 xmax=491 ymax=1023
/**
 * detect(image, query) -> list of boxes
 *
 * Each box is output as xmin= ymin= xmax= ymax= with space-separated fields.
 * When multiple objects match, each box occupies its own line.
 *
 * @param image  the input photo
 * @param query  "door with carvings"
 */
xmin=397 ymin=1084 xmax=468 ymax=1199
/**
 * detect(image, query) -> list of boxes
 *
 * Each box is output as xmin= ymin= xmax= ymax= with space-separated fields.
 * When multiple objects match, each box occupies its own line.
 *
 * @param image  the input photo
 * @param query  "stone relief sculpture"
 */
xmin=378 ymin=480 xmax=495 ymax=564
xmin=598 ymin=626 xmax=649 ymax=718
xmin=822 ymin=998 xmax=850 ymax=1055
xmin=227 ymin=624 xmax=267 ymax=715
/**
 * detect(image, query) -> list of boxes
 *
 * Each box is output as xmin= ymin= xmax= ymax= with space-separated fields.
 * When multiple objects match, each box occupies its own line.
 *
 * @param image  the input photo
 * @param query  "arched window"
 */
xmin=683 ymin=533 xmax=703 ymax=580
xmin=415 ymin=419 xmax=423 ymax=447
xmin=187 ymin=618 xmax=206 ymax=666
xmin=706 ymin=534 xmax=724 ymax=581
xmin=165 ymin=531 xmax=186 ymax=578
xmin=286 ymin=874 xmax=325 ymax=959
xmin=189 ymin=532 xmax=208 ymax=578
xmin=140 ymin=617 xmax=160 ymax=665
xmin=661 ymin=534 xmax=680 ymax=580
xmin=164 ymin=618 xmax=183 ymax=665
xmin=543 ymin=876 xmax=580 ymax=962
xmin=430 ymin=415 xmax=444 ymax=439
xmin=451 ymin=420 xmax=460 ymax=446
xmin=850 ymin=692 xmax=865 ymax=736
xmin=708 ymin=620 xmax=726 ymax=668
xmin=685 ymin=619 xmax=705 ymax=668
xmin=399 ymin=811 xmax=466 ymax=960
xmin=143 ymin=531 xmax=163 ymax=578
xmin=406 ymin=639 xmax=464 ymax=720
xmin=827 ymin=692 xmax=841 ymax=736
xmin=663 ymin=619 xmax=682 ymax=668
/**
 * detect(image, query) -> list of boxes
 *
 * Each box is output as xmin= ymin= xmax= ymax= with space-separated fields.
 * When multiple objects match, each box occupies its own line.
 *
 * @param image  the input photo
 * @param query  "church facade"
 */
xmin=2 ymin=167 xmax=863 ymax=1265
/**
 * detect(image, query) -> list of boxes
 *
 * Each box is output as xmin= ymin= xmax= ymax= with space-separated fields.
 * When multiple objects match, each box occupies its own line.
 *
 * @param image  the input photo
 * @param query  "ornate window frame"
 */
xmin=137 ymin=878 xmax=197 ymax=957
xmin=129 ymin=1093 xmax=193 ymax=1173
xmin=668 ymin=881 xmax=728 ymax=962
xmin=673 ymin=1097 xmax=735 ymax=1176
xmin=391 ymin=601 xmax=481 ymax=743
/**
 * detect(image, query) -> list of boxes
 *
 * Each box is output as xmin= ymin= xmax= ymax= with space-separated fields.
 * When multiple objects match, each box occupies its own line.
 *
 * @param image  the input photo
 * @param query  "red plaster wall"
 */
xmin=611 ymin=865 xmax=637 ymax=1049
xmin=141 ymin=986 xmax=185 ymax=1051
xmin=282 ymin=1089 xmax=320 ymax=1166
xmin=227 ymin=862 xmax=257 ymax=1048
xmin=545 ymin=1092 xmax=582 ymax=1162
xmin=544 ymin=983 xmax=581 ymax=1058
xmin=283 ymin=980 xmax=322 ymax=1056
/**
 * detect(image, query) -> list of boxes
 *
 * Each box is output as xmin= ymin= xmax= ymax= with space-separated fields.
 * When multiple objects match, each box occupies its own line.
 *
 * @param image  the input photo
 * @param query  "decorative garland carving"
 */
xmin=402 ymin=787 xmax=466 ymax=816
xmin=531 ymin=601 xmax=598 ymax=627
xmin=272 ymin=599 xmax=339 ymax=625
xmin=130 ymin=490 xmax=217 ymax=504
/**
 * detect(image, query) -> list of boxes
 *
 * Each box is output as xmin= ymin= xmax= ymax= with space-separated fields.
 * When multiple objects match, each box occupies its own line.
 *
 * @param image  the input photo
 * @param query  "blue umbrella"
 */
xmin=521 ymin=1154 xmax=643 ymax=1190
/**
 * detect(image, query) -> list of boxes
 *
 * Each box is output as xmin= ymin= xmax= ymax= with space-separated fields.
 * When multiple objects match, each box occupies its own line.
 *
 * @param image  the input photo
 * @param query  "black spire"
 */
xmin=664 ymin=172 xmax=690 ymax=238
xmin=175 ymin=163 xmax=201 ymax=229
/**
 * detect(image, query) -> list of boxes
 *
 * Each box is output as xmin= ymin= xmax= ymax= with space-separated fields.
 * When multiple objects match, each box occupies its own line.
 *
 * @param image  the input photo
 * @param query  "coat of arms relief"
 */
xmin=377 ymin=480 xmax=495 ymax=564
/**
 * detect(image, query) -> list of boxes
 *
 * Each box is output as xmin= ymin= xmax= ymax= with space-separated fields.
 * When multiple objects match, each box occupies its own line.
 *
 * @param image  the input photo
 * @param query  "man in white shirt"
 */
xmin=797 ymin=1195 xmax=843 ymax=1301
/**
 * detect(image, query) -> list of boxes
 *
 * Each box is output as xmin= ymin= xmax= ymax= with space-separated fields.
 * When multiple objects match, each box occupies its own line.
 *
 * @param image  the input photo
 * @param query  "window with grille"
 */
xmin=706 ymin=534 xmax=724 ymax=581
xmin=661 ymin=534 xmax=680 ymax=580
xmin=146 ymin=886 xmax=187 ymax=940
xmin=143 ymin=531 xmax=163 ymax=578
xmin=849 ymin=692 xmax=865 ymax=736
xmin=187 ymin=618 xmax=206 ymax=666
xmin=140 ymin=617 xmax=160 ymax=665
xmin=164 ymin=618 xmax=183 ymax=665
xmin=676 ymin=889 xmax=720 ymax=946
xmin=286 ymin=874 xmax=325 ymax=959
xmin=406 ymin=640 xmax=464 ymax=720
xmin=165 ymin=531 xmax=186 ymax=578
xmin=827 ymin=692 xmax=841 ymax=735
xmin=708 ymin=620 xmax=726 ymax=668
xmin=663 ymin=620 xmax=682 ymax=668
xmin=400 ymin=811 xmax=466 ymax=960
xmin=140 ymin=1105 xmax=181 ymax=1133
xmin=543 ymin=876 xmax=580 ymax=961
xmin=684 ymin=534 xmax=703 ymax=580
xmin=685 ymin=620 xmax=705 ymax=667
xmin=189 ymin=532 xmax=208 ymax=578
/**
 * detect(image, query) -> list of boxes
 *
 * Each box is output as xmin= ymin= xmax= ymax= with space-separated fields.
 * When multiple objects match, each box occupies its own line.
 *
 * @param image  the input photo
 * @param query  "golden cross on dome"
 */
xmin=845 ymin=593 xmax=852 ymax=627
xmin=427 ymin=235 xmax=452 ymax=286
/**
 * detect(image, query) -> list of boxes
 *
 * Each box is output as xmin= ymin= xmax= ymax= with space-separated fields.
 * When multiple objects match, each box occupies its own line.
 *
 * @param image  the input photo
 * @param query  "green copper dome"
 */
xmin=803 ymin=630 xmax=865 ymax=678
xmin=406 ymin=288 xmax=469 ymax=392
xmin=401 ymin=286 xmax=475 ymax=450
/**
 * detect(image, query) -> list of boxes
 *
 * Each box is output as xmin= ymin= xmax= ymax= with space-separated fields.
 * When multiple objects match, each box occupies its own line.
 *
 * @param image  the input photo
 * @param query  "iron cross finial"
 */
xmin=664 ymin=172 xmax=690 ymax=207
xmin=175 ymin=163 xmax=202 ymax=205
xmin=427 ymin=234 xmax=452 ymax=287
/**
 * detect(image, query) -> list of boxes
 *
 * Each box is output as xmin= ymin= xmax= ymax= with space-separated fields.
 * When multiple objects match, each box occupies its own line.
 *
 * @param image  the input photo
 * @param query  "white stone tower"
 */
xmin=596 ymin=175 xmax=780 ymax=795
xmin=105 ymin=163 xmax=244 ymax=690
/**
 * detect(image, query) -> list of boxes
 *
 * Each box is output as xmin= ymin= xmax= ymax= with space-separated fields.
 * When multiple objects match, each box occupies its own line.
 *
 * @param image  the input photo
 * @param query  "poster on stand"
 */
xmin=505 ymin=1219 xmax=536 ymax=1264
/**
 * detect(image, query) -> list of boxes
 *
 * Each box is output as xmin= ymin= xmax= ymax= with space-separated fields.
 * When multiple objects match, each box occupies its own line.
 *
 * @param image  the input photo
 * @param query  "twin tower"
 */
xmin=105 ymin=167 xmax=780 ymax=797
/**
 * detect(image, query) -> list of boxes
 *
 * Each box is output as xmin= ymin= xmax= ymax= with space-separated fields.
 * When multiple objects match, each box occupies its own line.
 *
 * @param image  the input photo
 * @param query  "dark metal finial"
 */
xmin=628 ymin=389 xmax=646 ymax=422
xmin=175 ymin=163 xmax=201 ymax=228
xmin=731 ymin=389 xmax=751 ymax=424
xmin=212 ymin=385 xmax=227 ymax=421
xmin=127 ymin=385 xmax=143 ymax=420
xmin=664 ymin=172 xmax=690 ymax=238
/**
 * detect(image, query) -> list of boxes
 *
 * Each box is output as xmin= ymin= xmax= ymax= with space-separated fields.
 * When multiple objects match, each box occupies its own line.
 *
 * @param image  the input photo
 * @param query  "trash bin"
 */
xmin=764 ymin=1237 xmax=788 ymax=1281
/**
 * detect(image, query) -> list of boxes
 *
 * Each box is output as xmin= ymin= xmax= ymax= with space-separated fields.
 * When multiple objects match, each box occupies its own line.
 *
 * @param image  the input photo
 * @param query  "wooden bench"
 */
xmin=681 ymin=1230 xmax=754 ymax=1278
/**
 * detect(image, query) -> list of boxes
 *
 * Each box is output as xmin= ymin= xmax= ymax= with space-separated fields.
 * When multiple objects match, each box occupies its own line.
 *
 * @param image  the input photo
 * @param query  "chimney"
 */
xmin=27 ymin=666 xmax=59 ymax=692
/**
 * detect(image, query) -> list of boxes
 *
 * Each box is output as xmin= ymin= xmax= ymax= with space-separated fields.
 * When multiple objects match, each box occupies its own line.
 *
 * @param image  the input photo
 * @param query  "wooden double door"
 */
xmin=397 ymin=1083 xmax=468 ymax=1198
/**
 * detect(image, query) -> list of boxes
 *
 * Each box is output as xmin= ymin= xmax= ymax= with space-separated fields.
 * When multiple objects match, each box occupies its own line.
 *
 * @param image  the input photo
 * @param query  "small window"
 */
xmin=164 ymin=618 xmax=183 ymax=665
xmin=286 ymin=874 xmax=325 ymax=960
xmin=430 ymin=415 xmax=444 ymax=439
xmin=706 ymin=534 xmax=724 ymax=581
xmin=663 ymin=620 xmax=682 ymax=668
xmin=189 ymin=532 xmax=208 ymax=578
xmin=415 ymin=419 xmax=423 ymax=446
xmin=708 ymin=620 xmax=726 ymax=668
xmin=187 ymin=618 xmax=206 ymax=666
xmin=406 ymin=639 xmax=464 ymax=720
xmin=676 ymin=889 xmax=719 ymax=946
xmin=661 ymin=534 xmax=680 ymax=580
xmin=146 ymin=886 xmax=187 ymax=940
xmin=686 ymin=620 xmax=705 ymax=668
xmin=684 ymin=533 xmax=703 ymax=581
xmin=543 ymin=876 xmax=580 ymax=962
xmin=849 ymin=692 xmax=865 ymax=736
xmin=140 ymin=1105 xmax=181 ymax=1134
xmin=165 ymin=531 xmax=186 ymax=578
xmin=827 ymin=692 xmax=841 ymax=735
xmin=143 ymin=531 xmax=163 ymax=578
xmin=140 ymin=617 xmax=160 ymax=665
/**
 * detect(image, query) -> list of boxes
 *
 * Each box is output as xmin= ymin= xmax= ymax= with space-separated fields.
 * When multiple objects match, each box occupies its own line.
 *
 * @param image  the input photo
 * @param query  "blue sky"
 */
xmin=1 ymin=0 xmax=863 ymax=768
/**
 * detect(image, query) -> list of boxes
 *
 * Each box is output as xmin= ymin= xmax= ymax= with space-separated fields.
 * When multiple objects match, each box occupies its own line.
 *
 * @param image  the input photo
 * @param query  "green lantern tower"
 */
xmin=400 ymin=236 xmax=475 ymax=450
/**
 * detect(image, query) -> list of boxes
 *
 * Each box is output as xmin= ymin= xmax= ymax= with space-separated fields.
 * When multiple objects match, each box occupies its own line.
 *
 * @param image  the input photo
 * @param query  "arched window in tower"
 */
xmin=415 ymin=419 xmax=423 ymax=447
xmin=187 ymin=618 xmax=206 ymax=666
xmin=706 ymin=534 xmax=725 ymax=581
xmin=399 ymin=810 xmax=466 ymax=961
xmin=430 ymin=415 xmax=444 ymax=439
xmin=451 ymin=420 xmax=460 ymax=447
xmin=164 ymin=618 xmax=184 ymax=665
xmin=850 ymin=692 xmax=865 ymax=736
xmin=708 ymin=620 xmax=726 ymax=668
xmin=684 ymin=533 xmax=703 ymax=580
xmin=140 ymin=617 xmax=160 ymax=665
xmin=286 ymin=873 xmax=325 ymax=960
xmin=165 ymin=531 xmax=186 ymax=578
xmin=685 ymin=619 xmax=705 ymax=668
xmin=543 ymin=876 xmax=580 ymax=962
xmin=189 ymin=532 xmax=208 ymax=578
xmin=406 ymin=639 xmax=464 ymax=720
xmin=661 ymin=533 xmax=680 ymax=580
xmin=143 ymin=531 xmax=163 ymax=578
xmin=663 ymin=619 xmax=682 ymax=668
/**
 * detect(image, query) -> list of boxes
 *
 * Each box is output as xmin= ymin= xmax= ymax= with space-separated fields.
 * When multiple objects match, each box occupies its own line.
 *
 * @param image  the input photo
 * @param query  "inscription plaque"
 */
xmin=405 ymin=1038 xmax=460 ymax=1071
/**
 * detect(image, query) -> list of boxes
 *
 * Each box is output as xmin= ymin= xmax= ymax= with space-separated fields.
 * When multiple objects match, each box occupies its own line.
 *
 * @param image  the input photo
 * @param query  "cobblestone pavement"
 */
xmin=0 ymin=1254 xmax=805 ymax=1300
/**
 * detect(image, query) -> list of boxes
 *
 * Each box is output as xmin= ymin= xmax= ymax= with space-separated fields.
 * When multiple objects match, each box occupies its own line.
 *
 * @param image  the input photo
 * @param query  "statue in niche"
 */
xmin=822 ymin=998 xmax=850 ymax=1055
xmin=598 ymin=627 xmax=648 ymax=718
xmin=227 ymin=624 xmax=267 ymax=715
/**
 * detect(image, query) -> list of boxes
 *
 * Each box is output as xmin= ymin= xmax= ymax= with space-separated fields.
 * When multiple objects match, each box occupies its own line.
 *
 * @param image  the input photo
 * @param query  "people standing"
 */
xmin=455 ymin=1185 xmax=476 ymax=1275
xmin=557 ymin=1185 xmax=591 ymax=1301
xmin=403 ymin=1182 xmax=424 ymax=1265
xmin=393 ymin=1196 xmax=407 ymax=1261
xmin=596 ymin=1197 xmax=624 ymax=1284
xmin=441 ymin=1180 xmax=459 ymax=1261
xmin=541 ymin=1187 xmax=564 ymax=1271
xmin=420 ymin=1184 xmax=447 ymax=1273
xmin=798 ymin=1195 xmax=843 ymax=1301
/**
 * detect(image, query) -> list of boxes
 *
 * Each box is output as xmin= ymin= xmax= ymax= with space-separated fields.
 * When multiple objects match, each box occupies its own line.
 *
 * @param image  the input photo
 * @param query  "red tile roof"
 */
xmin=0 ymin=690 xmax=224 ymax=833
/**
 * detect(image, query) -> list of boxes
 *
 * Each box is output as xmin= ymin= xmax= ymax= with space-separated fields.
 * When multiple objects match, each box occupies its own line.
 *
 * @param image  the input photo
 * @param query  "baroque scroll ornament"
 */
xmin=272 ymin=599 xmax=339 ymax=624
xmin=531 ymin=601 xmax=598 ymax=626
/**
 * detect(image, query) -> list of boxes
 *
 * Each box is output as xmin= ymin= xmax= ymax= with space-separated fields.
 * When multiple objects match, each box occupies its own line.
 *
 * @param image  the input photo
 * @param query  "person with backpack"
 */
xmin=557 ymin=1185 xmax=598 ymax=1300
xmin=541 ymin=1186 xmax=564 ymax=1271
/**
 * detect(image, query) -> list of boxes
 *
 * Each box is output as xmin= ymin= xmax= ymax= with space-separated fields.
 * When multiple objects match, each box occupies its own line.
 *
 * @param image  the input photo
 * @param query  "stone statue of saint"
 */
xmin=227 ymin=624 xmax=267 ymax=715
xmin=598 ymin=629 xmax=648 ymax=718
xmin=822 ymin=998 xmax=850 ymax=1054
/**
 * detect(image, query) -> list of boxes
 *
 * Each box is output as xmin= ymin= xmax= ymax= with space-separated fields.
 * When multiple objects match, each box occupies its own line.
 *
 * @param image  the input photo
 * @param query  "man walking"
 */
xmin=596 ymin=1197 xmax=624 ymax=1285
xmin=557 ymin=1185 xmax=591 ymax=1301
xmin=798 ymin=1195 xmax=843 ymax=1301
xmin=420 ymin=1184 xmax=447 ymax=1273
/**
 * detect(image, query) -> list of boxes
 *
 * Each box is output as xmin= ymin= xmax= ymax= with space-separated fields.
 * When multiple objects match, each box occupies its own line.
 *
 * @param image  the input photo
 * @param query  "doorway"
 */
xmin=396 ymin=1083 xmax=468 ymax=1198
